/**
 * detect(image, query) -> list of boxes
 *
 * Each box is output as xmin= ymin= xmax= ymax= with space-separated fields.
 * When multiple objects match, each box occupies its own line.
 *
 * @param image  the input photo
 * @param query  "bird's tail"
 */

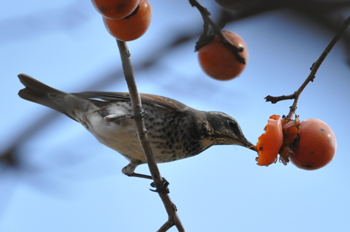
xmin=18 ymin=73 xmax=81 ymax=121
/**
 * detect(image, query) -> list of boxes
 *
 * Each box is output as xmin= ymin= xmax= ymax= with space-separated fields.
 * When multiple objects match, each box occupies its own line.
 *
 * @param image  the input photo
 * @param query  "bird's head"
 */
xmin=203 ymin=111 xmax=255 ymax=151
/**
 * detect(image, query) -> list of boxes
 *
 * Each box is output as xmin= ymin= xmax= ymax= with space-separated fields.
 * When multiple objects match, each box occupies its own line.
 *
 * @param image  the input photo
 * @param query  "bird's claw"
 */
xmin=150 ymin=178 xmax=170 ymax=194
xmin=133 ymin=110 xmax=147 ymax=120
xmin=123 ymin=110 xmax=147 ymax=120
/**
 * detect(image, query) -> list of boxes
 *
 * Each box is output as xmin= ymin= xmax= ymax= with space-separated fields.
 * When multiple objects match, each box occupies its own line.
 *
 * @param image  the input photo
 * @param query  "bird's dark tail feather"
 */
xmin=18 ymin=73 xmax=75 ymax=120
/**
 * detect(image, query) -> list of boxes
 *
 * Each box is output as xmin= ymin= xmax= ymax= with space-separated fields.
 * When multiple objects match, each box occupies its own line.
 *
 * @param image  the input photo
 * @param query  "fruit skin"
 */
xmin=92 ymin=0 xmax=140 ymax=20
xmin=281 ymin=117 xmax=300 ymax=144
xmin=279 ymin=116 xmax=300 ymax=164
xmin=289 ymin=119 xmax=337 ymax=170
xmin=255 ymin=115 xmax=283 ymax=166
xmin=103 ymin=0 xmax=152 ymax=41
xmin=198 ymin=30 xmax=249 ymax=81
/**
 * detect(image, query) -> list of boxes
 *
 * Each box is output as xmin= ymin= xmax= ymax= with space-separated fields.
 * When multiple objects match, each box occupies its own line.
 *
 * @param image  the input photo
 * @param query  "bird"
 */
xmin=18 ymin=73 xmax=255 ymax=180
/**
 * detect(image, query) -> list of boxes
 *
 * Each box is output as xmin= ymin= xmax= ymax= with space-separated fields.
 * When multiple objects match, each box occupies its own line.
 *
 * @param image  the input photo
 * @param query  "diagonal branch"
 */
xmin=116 ymin=40 xmax=185 ymax=232
xmin=265 ymin=15 xmax=350 ymax=119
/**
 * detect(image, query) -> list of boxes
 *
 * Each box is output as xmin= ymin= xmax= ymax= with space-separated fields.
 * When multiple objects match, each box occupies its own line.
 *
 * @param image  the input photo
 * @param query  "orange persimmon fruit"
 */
xmin=255 ymin=115 xmax=283 ymax=166
xmin=103 ymin=0 xmax=152 ymax=41
xmin=91 ymin=0 xmax=140 ymax=20
xmin=289 ymin=118 xmax=336 ymax=170
xmin=198 ymin=30 xmax=248 ymax=81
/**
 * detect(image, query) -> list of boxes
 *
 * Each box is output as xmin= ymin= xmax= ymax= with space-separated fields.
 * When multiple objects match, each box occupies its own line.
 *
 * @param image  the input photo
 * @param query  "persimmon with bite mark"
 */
xmin=255 ymin=115 xmax=283 ymax=166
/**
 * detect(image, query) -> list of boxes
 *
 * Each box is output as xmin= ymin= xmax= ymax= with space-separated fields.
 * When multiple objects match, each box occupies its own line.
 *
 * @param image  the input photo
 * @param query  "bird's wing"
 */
xmin=72 ymin=91 xmax=189 ymax=113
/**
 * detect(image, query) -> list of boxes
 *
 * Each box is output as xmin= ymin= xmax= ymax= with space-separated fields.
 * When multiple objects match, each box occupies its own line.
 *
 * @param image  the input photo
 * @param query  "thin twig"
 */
xmin=265 ymin=15 xmax=350 ymax=119
xmin=116 ymin=40 xmax=185 ymax=232
xmin=189 ymin=0 xmax=246 ymax=64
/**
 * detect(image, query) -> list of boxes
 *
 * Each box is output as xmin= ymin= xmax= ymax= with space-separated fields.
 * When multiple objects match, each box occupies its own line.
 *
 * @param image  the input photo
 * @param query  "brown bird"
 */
xmin=18 ymin=73 xmax=254 ymax=179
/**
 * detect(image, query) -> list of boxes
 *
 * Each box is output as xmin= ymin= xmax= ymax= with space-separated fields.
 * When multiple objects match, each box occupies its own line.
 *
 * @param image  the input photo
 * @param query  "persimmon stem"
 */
xmin=265 ymin=15 xmax=350 ymax=119
xmin=189 ymin=0 xmax=246 ymax=64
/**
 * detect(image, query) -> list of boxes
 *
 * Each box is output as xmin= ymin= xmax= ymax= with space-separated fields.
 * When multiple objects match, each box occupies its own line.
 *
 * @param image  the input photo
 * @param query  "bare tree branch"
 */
xmin=265 ymin=16 xmax=350 ymax=119
xmin=116 ymin=40 xmax=185 ymax=232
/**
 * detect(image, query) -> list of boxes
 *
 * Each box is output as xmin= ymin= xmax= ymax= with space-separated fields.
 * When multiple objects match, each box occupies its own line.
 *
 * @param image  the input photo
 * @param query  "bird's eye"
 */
xmin=228 ymin=120 xmax=235 ymax=127
xmin=228 ymin=120 xmax=241 ymax=135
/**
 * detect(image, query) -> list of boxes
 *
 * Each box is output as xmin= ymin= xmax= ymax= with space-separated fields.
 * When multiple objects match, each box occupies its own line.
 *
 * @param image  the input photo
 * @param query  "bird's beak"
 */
xmin=239 ymin=137 xmax=257 ymax=151
xmin=248 ymin=144 xmax=257 ymax=151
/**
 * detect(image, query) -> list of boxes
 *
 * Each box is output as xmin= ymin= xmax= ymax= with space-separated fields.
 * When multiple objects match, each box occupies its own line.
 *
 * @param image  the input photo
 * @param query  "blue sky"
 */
xmin=1 ymin=1 xmax=350 ymax=231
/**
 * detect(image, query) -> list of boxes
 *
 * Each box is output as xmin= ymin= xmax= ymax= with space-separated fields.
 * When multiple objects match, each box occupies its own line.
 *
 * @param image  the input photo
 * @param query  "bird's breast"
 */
xmin=80 ymin=102 xmax=208 ymax=164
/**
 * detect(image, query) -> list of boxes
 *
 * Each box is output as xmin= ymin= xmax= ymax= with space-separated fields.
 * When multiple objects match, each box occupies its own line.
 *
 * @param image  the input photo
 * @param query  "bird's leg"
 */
xmin=122 ymin=162 xmax=152 ymax=179
xmin=126 ymin=172 xmax=153 ymax=179
xmin=122 ymin=163 xmax=170 ymax=194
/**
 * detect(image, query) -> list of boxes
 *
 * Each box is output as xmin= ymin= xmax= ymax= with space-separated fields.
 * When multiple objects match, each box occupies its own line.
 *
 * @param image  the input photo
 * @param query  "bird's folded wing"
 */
xmin=72 ymin=91 xmax=189 ymax=113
